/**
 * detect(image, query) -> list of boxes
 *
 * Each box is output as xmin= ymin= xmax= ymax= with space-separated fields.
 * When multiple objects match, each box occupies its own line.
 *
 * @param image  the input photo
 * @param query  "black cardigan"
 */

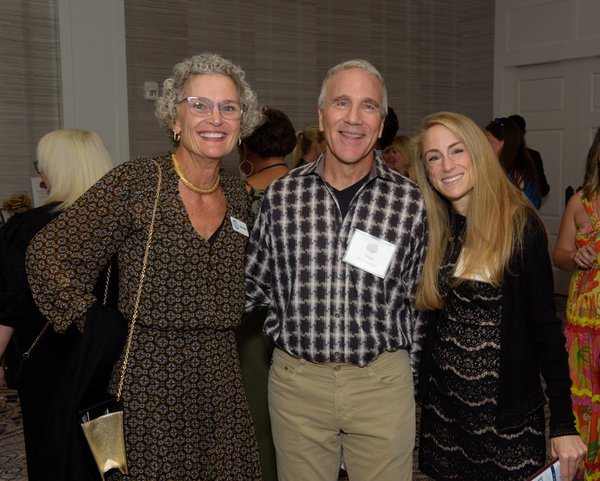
xmin=419 ymin=211 xmax=577 ymax=436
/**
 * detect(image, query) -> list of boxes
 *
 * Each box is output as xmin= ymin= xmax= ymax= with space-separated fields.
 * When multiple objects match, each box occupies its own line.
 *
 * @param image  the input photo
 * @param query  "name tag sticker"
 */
xmin=230 ymin=216 xmax=249 ymax=237
xmin=343 ymin=229 xmax=397 ymax=278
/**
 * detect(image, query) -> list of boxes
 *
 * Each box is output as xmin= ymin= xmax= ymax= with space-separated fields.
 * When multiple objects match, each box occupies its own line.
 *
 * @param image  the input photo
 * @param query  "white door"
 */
xmin=506 ymin=56 xmax=600 ymax=294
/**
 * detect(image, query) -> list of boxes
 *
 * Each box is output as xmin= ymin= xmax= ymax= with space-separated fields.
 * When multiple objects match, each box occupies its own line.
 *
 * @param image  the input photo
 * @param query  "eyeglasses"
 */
xmin=33 ymin=160 xmax=41 ymax=174
xmin=179 ymin=97 xmax=244 ymax=120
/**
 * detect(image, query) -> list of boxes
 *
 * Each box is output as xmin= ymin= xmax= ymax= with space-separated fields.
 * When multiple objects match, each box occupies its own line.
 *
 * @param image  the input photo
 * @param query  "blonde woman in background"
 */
xmin=0 ymin=129 xmax=113 ymax=481
xmin=292 ymin=124 xmax=325 ymax=167
xmin=382 ymin=135 xmax=415 ymax=179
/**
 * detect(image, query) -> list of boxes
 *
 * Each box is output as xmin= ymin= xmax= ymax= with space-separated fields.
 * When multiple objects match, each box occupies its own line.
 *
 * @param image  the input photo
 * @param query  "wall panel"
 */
xmin=124 ymin=0 xmax=495 ymax=172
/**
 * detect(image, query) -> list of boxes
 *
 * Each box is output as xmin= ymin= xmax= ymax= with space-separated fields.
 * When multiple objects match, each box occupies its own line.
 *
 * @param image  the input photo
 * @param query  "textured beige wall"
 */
xmin=0 ymin=0 xmax=61 ymax=210
xmin=0 ymin=0 xmax=494 ymax=204
xmin=124 ymin=0 xmax=494 ymax=171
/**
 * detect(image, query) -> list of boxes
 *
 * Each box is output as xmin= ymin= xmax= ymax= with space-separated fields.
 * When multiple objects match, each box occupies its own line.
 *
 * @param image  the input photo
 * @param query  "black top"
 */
xmin=0 ymin=202 xmax=115 ymax=364
xmin=331 ymin=172 xmax=370 ymax=218
xmin=529 ymin=147 xmax=550 ymax=197
xmin=419 ymin=210 xmax=576 ymax=436
xmin=0 ymin=203 xmax=62 ymax=344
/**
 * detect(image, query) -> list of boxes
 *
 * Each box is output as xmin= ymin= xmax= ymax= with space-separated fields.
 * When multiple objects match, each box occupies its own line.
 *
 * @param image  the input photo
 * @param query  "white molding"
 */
xmin=57 ymin=0 xmax=129 ymax=164
xmin=495 ymin=0 xmax=600 ymax=68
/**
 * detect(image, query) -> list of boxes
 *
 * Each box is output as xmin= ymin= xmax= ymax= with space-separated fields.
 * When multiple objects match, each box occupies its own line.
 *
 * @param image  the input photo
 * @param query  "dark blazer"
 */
xmin=529 ymin=148 xmax=550 ymax=198
xmin=419 ymin=211 xmax=576 ymax=436
xmin=497 ymin=212 xmax=574 ymax=434
xmin=0 ymin=203 xmax=123 ymax=481
xmin=0 ymin=204 xmax=78 ymax=481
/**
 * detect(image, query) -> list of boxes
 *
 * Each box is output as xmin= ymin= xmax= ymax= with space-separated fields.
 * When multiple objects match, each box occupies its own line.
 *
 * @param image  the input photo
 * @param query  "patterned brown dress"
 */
xmin=27 ymin=155 xmax=262 ymax=480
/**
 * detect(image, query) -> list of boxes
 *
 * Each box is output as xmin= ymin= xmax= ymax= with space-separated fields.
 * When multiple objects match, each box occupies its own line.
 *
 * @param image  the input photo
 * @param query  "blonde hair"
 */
xmin=412 ymin=112 xmax=533 ymax=310
xmin=388 ymin=135 xmax=413 ymax=174
xmin=37 ymin=129 xmax=114 ymax=212
xmin=292 ymin=125 xmax=324 ymax=167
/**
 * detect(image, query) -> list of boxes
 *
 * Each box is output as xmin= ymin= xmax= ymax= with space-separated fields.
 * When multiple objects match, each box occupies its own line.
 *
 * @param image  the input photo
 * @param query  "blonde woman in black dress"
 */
xmin=413 ymin=111 xmax=586 ymax=480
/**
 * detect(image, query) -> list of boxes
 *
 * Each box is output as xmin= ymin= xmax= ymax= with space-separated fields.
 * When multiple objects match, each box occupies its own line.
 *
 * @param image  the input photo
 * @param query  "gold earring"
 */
xmin=239 ymin=159 xmax=253 ymax=177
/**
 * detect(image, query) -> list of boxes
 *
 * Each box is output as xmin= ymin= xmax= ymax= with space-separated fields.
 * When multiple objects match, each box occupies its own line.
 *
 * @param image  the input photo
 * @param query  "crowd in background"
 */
xmin=0 ymin=53 xmax=598 ymax=481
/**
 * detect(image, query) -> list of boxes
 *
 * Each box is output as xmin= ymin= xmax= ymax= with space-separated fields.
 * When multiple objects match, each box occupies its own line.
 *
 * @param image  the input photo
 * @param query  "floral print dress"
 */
xmin=566 ymin=193 xmax=600 ymax=480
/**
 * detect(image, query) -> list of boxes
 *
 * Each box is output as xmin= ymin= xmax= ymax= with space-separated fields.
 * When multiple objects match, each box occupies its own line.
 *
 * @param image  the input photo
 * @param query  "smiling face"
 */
xmin=318 ymin=68 xmax=385 ymax=168
xmin=173 ymin=74 xmax=241 ymax=163
xmin=423 ymin=124 xmax=476 ymax=214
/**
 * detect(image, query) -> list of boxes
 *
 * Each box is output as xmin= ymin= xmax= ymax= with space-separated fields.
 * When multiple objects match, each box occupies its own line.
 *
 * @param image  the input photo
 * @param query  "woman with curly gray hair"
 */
xmin=26 ymin=53 xmax=264 ymax=480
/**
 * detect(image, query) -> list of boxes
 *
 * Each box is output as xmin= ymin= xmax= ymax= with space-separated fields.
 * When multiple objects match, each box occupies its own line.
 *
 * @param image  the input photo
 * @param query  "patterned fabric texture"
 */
xmin=565 ymin=193 xmax=600 ymax=480
xmin=246 ymin=154 xmax=428 ymax=370
xmin=26 ymin=155 xmax=261 ymax=480
xmin=419 ymin=214 xmax=546 ymax=480
xmin=246 ymin=184 xmax=265 ymax=218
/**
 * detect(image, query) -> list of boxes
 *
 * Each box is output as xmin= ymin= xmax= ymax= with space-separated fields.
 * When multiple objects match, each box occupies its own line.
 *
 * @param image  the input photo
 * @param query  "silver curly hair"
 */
xmin=317 ymin=59 xmax=388 ymax=117
xmin=155 ymin=53 xmax=264 ymax=139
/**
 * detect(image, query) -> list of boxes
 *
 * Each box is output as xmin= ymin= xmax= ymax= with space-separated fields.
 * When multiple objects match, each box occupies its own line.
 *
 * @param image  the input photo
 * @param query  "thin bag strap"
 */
xmin=24 ymin=321 xmax=51 ymax=357
xmin=102 ymin=263 xmax=112 ymax=306
xmin=116 ymin=160 xmax=162 ymax=400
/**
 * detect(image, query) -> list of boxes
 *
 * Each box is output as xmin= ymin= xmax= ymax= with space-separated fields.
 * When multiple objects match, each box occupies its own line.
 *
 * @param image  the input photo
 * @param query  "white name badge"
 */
xmin=230 ymin=216 xmax=249 ymax=237
xmin=343 ymin=229 xmax=397 ymax=278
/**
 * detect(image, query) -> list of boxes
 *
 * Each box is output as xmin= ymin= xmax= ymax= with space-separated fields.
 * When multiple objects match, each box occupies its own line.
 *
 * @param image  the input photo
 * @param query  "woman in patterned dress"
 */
xmin=413 ymin=111 xmax=586 ymax=481
xmin=26 ymin=53 xmax=264 ymax=480
xmin=553 ymin=127 xmax=600 ymax=480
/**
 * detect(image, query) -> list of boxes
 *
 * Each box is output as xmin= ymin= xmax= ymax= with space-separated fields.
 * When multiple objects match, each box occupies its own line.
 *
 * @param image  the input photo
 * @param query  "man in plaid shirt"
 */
xmin=245 ymin=59 xmax=427 ymax=481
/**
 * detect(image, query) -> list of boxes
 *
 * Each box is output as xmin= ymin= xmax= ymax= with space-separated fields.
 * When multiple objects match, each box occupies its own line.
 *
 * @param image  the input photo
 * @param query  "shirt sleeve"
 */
xmin=245 ymin=191 xmax=273 ymax=315
xmin=26 ymin=162 xmax=137 ymax=332
xmin=406 ymin=201 xmax=429 ymax=389
xmin=522 ymin=213 xmax=576 ymax=435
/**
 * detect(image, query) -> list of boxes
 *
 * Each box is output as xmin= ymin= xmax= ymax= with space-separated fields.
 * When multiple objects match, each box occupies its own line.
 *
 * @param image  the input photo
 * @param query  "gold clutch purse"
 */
xmin=80 ymin=400 xmax=128 ymax=480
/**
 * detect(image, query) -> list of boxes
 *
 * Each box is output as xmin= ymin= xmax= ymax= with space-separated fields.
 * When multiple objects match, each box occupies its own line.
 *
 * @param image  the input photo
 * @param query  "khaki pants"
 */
xmin=268 ymin=348 xmax=415 ymax=481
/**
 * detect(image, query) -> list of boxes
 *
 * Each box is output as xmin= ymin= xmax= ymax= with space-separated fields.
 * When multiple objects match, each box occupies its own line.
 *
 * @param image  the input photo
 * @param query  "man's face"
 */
xmin=318 ymin=68 xmax=385 ymax=167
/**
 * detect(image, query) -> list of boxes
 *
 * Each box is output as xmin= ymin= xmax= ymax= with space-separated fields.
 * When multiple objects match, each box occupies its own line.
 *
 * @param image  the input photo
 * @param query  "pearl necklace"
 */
xmin=172 ymin=154 xmax=220 ymax=195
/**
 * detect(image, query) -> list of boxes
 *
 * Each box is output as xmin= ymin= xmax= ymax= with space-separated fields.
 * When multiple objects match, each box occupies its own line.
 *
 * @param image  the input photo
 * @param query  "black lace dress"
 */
xmin=419 ymin=214 xmax=545 ymax=480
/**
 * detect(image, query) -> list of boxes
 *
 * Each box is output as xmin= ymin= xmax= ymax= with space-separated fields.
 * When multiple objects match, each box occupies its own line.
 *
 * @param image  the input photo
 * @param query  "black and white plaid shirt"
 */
xmin=245 ymin=153 xmax=428 ymax=372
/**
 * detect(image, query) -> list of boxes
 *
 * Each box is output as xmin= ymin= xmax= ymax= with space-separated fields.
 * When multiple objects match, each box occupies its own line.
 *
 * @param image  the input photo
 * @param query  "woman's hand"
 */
xmin=551 ymin=434 xmax=587 ymax=481
xmin=571 ymin=245 xmax=597 ymax=270
xmin=553 ymin=192 xmax=593 ymax=271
